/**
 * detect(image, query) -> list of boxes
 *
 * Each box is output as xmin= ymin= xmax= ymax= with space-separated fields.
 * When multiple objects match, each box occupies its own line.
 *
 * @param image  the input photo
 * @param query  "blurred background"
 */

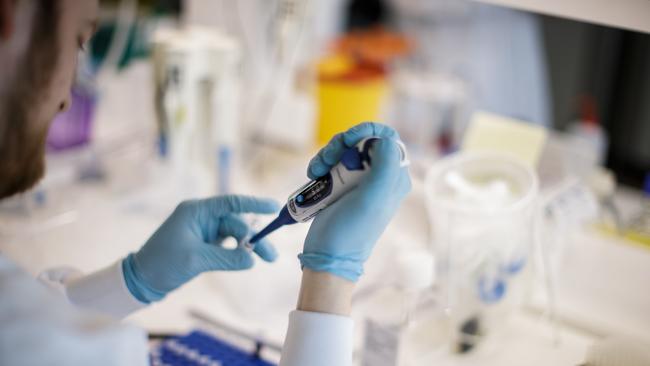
xmin=1 ymin=0 xmax=649 ymax=365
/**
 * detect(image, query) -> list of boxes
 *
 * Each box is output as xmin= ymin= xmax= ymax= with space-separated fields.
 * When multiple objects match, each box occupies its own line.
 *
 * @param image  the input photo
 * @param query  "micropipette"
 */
xmin=244 ymin=137 xmax=409 ymax=248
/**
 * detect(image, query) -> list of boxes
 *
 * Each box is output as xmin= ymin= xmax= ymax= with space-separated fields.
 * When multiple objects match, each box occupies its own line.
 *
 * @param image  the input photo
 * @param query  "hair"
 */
xmin=0 ymin=0 xmax=61 ymax=199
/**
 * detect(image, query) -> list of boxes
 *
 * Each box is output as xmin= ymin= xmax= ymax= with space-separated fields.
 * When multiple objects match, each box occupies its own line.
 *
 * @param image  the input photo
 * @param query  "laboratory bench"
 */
xmin=2 ymin=152 xmax=649 ymax=365
xmin=1 ymin=62 xmax=649 ymax=365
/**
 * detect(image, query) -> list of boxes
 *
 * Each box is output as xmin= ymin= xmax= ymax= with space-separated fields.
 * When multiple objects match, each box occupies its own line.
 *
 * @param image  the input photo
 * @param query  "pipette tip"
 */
xmin=241 ymin=234 xmax=254 ymax=252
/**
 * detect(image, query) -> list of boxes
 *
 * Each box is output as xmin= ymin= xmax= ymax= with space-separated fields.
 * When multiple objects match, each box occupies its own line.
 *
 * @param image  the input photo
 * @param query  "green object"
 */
xmin=90 ymin=19 xmax=151 ymax=71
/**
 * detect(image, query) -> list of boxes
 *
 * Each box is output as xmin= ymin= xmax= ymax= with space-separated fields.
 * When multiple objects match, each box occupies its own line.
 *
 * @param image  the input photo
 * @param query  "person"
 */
xmin=0 ymin=1 xmax=411 ymax=365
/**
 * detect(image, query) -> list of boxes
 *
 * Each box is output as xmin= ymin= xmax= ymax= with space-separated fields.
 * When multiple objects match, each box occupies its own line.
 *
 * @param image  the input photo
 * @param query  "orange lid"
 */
xmin=317 ymin=54 xmax=385 ymax=82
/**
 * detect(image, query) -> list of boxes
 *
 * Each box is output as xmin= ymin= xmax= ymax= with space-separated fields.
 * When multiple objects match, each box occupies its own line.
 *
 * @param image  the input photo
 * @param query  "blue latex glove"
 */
xmin=123 ymin=195 xmax=280 ymax=303
xmin=300 ymin=122 xmax=412 ymax=282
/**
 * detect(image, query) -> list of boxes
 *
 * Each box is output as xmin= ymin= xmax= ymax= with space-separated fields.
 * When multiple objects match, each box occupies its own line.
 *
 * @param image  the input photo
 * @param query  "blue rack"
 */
xmin=151 ymin=330 xmax=276 ymax=366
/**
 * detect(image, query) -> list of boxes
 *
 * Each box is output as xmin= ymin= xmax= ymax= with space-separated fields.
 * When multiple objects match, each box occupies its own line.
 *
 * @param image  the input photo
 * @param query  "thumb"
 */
xmin=199 ymin=246 xmax=254 ymax=271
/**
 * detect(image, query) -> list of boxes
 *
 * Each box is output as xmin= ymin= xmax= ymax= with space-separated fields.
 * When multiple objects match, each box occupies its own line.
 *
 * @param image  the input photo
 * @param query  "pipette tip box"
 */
xmin=151 ymin=330 xmax=276 ymax=366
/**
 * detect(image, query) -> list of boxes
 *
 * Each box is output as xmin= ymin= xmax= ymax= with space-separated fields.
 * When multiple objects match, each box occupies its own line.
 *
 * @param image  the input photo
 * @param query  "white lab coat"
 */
xmin=0 ymin=254 xmax=353 ymax=366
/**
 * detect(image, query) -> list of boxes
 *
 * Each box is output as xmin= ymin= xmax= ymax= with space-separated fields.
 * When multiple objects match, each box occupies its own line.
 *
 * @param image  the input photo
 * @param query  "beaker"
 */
xmin=425 ymin=152 xmax=538 ymax=355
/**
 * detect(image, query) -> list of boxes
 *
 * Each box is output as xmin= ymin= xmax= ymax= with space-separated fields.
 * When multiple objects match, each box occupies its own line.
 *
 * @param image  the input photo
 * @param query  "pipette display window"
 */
xmin=295 ymin=173 xmax=333 ymax=208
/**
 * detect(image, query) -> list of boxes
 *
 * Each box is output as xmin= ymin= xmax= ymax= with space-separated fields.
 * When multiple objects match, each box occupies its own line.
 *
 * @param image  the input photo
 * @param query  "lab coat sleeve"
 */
xmin=41 ymin=261 xmax=147 ymax=319
xmin=279 ymin=310 xmax=354 ymax=366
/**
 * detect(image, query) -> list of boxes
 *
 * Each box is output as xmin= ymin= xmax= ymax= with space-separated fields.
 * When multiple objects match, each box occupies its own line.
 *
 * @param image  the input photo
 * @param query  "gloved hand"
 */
xmin=299 ymin=122 xmax=412 ymax=282
xmin=122 ymin=195 xmax=280 ymax=303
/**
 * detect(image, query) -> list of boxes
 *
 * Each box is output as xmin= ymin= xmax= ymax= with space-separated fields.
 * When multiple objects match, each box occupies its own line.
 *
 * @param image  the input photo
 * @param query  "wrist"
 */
xmin=297 ymin=269 xmax=355 ymax=316
xmin=298 ymin=253 xmax=364 ymax=282
xmin=122 ymin=254 xmax=166 ymax=303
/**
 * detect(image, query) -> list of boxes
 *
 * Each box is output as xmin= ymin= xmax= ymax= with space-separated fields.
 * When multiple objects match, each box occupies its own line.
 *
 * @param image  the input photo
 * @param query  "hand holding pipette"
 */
xmin=246 ymin=122 xmax=411 ymax=282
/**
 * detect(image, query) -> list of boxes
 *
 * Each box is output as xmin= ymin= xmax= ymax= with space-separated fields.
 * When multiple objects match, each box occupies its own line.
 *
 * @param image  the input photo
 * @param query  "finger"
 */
xmin=363 ymin=138 xmax=402 ymax=192
xmin=205 ymin=195 xmax=280 ymax=216
xmin=341 ymin=122 xmax=400 ymax=148
xmin=200 ymin=245 xmax=254 ymax=271
xmin=215 ymin=216 xmax=278 ymax=262
xmin=217 ymin=214 xmax=249 ymax=242
xmin=252 ymin=239 xmax=278 ymax=262
xmin=307 ymin=133 xmax=346 ymax=179
xmin=307 ymin=123 xmax=400 ymax=179
xmin=307 ymin=153 xmax=331 ymax=179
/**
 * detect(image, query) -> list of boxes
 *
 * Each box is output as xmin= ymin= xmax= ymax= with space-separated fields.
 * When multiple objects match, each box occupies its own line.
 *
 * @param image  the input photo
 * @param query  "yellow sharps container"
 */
xmin=315 ymin=54 xmax=388 ymax=145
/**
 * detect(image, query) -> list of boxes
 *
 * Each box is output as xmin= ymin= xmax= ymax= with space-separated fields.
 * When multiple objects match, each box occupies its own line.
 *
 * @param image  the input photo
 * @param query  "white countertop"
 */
xmin=0 ymin=163 xmax=608 ymax=365
xmin=2 ymin=61 xmax=649 ymax=365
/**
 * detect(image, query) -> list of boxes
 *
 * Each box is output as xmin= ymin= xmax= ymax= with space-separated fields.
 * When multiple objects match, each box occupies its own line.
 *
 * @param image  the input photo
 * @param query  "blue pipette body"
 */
xmin=248 ymin=206 xmax=296 ymax=244
xmin=246 ymin=138 xmax=408 ymax=247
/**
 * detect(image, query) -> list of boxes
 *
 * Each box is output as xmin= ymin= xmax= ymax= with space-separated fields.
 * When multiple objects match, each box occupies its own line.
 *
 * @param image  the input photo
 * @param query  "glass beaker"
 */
xmin=425 ymin=152 xmax=538 ymax=355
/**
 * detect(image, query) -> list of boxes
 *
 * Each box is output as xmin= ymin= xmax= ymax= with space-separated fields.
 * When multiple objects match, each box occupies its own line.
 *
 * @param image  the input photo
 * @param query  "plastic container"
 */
xmin=387 ymin=70 xmax=468 ymax=160
xmin=46 ymin=87 xmax=96 ymax=151
xmin=565 ymin=96 xmax=608 ymax=180
xmin=627 ymin=173 xmax=650 ymax=246
xmin=315 ymin=55 xmax=388 ymax=145
xmin=360 ymin=249 xmax=434 ymax=366
xmin=425 ymin=152 xmax=538 ymax=354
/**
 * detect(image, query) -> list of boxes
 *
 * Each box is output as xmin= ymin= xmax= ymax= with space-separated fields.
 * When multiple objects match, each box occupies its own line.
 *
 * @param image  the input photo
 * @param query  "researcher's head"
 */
xmin=0 ymin=0 xmax=98 ymax=199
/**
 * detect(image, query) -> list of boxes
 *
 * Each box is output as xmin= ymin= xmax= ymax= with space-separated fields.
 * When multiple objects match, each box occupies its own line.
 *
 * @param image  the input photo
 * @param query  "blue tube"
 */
xmin=249 ymin=205 xmax=297 ymax=244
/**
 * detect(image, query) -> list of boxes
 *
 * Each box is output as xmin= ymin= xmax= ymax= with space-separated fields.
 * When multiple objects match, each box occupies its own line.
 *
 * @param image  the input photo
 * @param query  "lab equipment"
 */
xmin=47 ymin=87 xmax=96 ymax=152
xmin=122 ymin=196 xmax=279 ymax=303
xmin=462 ymin=111 xmax=548 ymax=168
xmin=536 ymin=177 xmax=599 ymax=342
xmin=316 ymin=55 xmax=389 ymax=146
xmin=556 ymin=96 xmax=610 ymax=184
xmin=189 ymin=309 xmax=283 ymax=353
xmin=425 ymin=152 xmax=538 ymax=354
xmin=584 ymin=337 xmax=650 ymax=366
xmin=316 ymin=27 xmax=411 ymax=146
xmin=152 ymin=27 xmax=241 ymax=196
xmin=387 ymin=70 xmax=467 ymax=160
xmin=247 ymin=136 xmax=409 ymax=246
xmin=150 ymin=330 xmax=275 ymax=366
xmin=566 ymin=96 xmax=608 ymax=167
xmin=626 ymin=173 xmax=650 ymax=246
xmin=391 ymin=0 xmax=551 ymax=127
xmin=246 ymin=0 xmax=318 ymax=152
xmin=361 ymin=249 xmax=434 ymax=366
xmin=186 ymin=0 xmax=318 ymax=151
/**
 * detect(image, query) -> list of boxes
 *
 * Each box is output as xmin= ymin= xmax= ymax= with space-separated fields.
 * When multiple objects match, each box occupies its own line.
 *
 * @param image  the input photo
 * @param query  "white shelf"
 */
xmin=474 ymin=0 xmax=650 ymax=34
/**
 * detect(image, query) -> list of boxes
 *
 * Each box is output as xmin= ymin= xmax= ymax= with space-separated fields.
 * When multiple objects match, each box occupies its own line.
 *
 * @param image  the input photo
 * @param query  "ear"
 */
xmin=0 ymin=0 xmax=15 ymax=41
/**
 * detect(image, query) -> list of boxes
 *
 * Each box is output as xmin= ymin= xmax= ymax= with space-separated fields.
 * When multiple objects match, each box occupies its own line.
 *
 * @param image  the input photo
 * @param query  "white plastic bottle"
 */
xmin=628 ymin=173 xmax=650 ymax=243
xmin=566 ymin=96 xmax=608 ymax=178
xmin=360 ymin=249 xmax=434 ymax=366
